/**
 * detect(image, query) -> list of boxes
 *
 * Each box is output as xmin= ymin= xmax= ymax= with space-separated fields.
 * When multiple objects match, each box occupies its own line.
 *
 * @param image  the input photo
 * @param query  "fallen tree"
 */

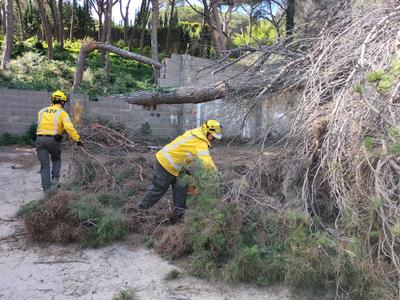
xmin=117 ymin=81 xmax=229 ymax=105
xmin=71 ymin=40 xmax=162 ymax=93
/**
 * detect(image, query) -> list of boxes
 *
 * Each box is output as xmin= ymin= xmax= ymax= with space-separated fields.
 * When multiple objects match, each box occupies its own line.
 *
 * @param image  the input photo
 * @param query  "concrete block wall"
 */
xmin=0 ymin=89 xmax=182 ymax=139
xmin=86 ymin=96 xmax=182 ymax=138
xmin=0 ymin=89 xmax=51 ymax=134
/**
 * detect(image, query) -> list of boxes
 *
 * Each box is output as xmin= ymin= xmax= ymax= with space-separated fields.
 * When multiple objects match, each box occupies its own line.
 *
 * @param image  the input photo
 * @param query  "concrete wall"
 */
xmin=0 ymin=88 xmax=183 ymax=138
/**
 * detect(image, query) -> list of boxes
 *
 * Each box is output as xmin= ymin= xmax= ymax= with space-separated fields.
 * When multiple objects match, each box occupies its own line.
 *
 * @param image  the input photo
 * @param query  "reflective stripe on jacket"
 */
xmin=36 ymin=104 xmax=80 ymax=142
xmin=156 ymin=127 xmax=217 ymax=176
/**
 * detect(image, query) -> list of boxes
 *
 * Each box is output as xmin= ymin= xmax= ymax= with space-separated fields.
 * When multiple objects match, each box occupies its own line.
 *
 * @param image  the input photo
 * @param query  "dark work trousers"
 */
xmin=36 ymin=136 xmax=62 ymax=191
xmin=139 ymin=160 xmax=188 ymax=213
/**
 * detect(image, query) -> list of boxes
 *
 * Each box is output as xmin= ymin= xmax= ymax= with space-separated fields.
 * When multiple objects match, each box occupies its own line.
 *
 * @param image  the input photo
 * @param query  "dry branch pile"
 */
xmin=219 ymin=1 xmax=400 ymax=297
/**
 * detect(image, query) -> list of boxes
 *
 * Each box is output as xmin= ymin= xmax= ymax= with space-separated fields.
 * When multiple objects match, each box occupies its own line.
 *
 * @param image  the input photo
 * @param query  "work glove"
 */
xmin=77 ymin=141 xmax=84 ymax=147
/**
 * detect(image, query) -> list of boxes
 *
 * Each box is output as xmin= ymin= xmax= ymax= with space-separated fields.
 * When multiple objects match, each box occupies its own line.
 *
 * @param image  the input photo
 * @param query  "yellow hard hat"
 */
xmin=202 ymin=119 xmax=223 ymax=139
xmin=51 ymin=90 xmax=68 ymax=104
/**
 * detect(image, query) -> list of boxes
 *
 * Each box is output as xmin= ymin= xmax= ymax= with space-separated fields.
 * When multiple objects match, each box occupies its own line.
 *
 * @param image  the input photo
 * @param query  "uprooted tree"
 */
xmin=118 ymin=1 xmax=400 ymax=297
xmin=71 ymin=39 xmax=162 ymax=93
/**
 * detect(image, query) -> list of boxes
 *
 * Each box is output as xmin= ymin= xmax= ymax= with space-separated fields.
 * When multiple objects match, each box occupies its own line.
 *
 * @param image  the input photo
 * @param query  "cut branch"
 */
xmin=72 ymin=40 xmax=162 ymax=92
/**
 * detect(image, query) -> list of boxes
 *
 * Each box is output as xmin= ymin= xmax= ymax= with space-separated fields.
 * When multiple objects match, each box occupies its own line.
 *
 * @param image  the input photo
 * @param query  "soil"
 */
xmin=0 ymin=145 xmax=295 ymax=300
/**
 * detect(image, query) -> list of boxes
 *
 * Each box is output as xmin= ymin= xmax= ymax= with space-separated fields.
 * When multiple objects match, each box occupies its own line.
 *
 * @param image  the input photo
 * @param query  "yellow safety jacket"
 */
xmin=156 ymin=127 xmax=217 ymax=176
xmin=36 ymin=104 xmax=80 ymax=142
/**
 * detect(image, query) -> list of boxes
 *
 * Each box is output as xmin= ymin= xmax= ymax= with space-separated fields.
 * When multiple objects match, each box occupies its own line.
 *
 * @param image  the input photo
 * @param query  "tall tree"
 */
xmin=139 ymin=0 xmax=150 ymax=51
xmin=103 ymin=0 xmax=112 ymax=80
xmin=187 ymin=0 xmax=226 ymax=57
xmin=89 ymin=0 xmax=105 ymax=40
xmin=285 ymin=0 xmax=295 ymax=35
xmin=37 ymin=0 xmax=53 ymax=59
xmin=165 ymin=0 xmax=175 ymax=55
xmin=58 ymin=0 xmax=64 ymax=49
xmin=47 ymin=0 xmax=60 ymax=41
xmin=119 ymin=0 xmax=131 ymax=46
xmin=0 ymin=0 xmax=13 ymax=69
xmin=15 ymin=0 xmax=25 ymax=39
xmin=69 ymin=0 xmax=75 ymax=39
xmin=151 ymin=0 xmax=159 ymax=83
xmin=127 ymin=0 xmax=146 ymax=50
xmin=0 ymin=0 xmax=4 ymax=33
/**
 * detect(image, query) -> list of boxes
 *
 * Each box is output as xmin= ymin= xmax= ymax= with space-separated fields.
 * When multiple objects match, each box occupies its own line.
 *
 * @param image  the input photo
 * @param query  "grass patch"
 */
xmin=164 ymin=269 xmax=181 ymax=281
xmin=0 ymin=123 xmax=37 ymax=146
xmin=112 ymin=289 xmax=138 ymax=300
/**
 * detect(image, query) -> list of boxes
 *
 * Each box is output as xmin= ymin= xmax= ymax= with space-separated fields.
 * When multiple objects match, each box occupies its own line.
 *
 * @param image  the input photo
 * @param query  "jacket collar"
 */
xmin=50 ymin=104 xmax=63 ymax=109
xmin=190 ymin=127 xmax=211 ymax=147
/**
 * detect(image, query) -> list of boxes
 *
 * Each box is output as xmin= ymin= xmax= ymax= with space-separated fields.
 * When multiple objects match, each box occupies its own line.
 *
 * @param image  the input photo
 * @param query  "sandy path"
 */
xmin=0 ymin=146 xmax=295 ymax=300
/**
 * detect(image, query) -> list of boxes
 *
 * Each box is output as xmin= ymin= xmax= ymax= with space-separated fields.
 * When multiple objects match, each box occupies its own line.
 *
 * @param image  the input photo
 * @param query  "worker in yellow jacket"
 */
xmin=138 ymin=119 xmax=222 ymax=219
xmin=36 ymin=90 xmax=83 ymax=191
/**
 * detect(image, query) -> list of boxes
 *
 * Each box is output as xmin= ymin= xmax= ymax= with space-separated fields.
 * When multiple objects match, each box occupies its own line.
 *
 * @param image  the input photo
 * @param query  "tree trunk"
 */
xmin=165 ymin=0 xmax=175 ymax=55
xmin=48 ymin=0 xmax=60 ymax=42
xmin=58 ymin=0 xmax=63 ymax=49
xmin=286 ymin=0 xmax=295 ymax=36
xmin=37 ymin=0 xmax=53 ymax=59
xmin=98 ymin=11 xmax=102 ymax=40
xmin=0 ymin=0 xmax=13 ymax=69
xmin=150 ymin=0 xmax=158 ymax=61
xmin=69 ymin=0 xmax=75 ymax=40
xmin=103 ymin=0 xmax=112 ymax=81
xmin=119 ymin=0 xmax=131 ymax=46
xmin=222 ymin=3 xmax=232 ymax=36
xmin=15 ymin=0 xmax=25 ymax=39
xmin=139 ymin=0 xmax=149 ymax=51
xmin=210 ymin=0 xmax=225 ymax=52
xmin=248 ymin=4 xmax=254 ymax=39
xmin=0 ymin=1 xmax=4 ymax=34
xmin=120 ymin=81 xmax=228 ymax=105
xmin=202 ymin=0 xmax=224 ymax=57
xmin=72 ymin=41 xmax=162 ymax=92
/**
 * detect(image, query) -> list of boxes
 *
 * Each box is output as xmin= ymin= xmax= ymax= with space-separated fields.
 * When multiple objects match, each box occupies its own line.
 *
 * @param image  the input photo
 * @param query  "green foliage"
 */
xmin=366 ymin=70 xmax=385 ymax=83
xmin=0 ymin=38 xmax=153 ymax=95
xmin=362 ymin=136 xmax=374 ymax=152
xmin=354 ymin=83 xmax=362 ymax=94
xmin=68 ymin=196 xmax=126 ymax=247
xmin=233 ymin=21 xmax=278 ymax=47
xmin=139 ymin=122 xmax=152 ymax=136
xmin=389 ymin=143 xmax=400 ymax=155
xmin=96 ymin=210 xmax=126 ymax=246
xmin=112 ymin=289 xmax=138 ymax=300
xmin=389 ymin=127 xmax=399 ymax=140
xmin=0 ymin=123 xmax=37 ymax=146
xmin=164 ymin=269 xmax=181 ymax=281
xmin=376 ymin=74 xmax=394 ymax=93
xmin=370 ymin=197 xmax=383 ymax=210
xmin=182 ymin=161 xmax=383 ymax=298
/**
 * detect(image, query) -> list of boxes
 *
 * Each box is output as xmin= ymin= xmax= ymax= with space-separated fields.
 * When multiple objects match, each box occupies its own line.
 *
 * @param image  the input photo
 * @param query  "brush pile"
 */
xmin=19 ymin=121 xmax=173 ymax=246
xmin=217 ymin=1 xmax=400 ymax=298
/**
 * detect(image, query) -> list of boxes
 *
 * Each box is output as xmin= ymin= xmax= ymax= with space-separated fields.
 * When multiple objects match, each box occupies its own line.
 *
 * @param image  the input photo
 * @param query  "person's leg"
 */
xmin=171 ymin=176 xmax=188 ymax=212
xmin=170 ymin=177 xmax=188 ymax=223
xmin=138 ymin=161 xmax=176 ymax=209
xmin=36 ymin=137 xmax=51 ymax=191
xmin=48 ymin=139 xmax=62 ymax=184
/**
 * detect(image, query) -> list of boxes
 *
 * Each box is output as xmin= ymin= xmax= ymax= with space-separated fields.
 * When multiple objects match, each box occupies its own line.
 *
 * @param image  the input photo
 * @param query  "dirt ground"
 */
xmin=0 ymin=145 xmax=296 ymax=300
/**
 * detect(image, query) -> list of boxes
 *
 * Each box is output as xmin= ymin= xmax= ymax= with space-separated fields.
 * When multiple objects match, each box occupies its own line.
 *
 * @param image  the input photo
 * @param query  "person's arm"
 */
xmin=195 ymin=144 xmax=217 ymax=171
xmin=61 ymin=112 xmax=81 ymax=142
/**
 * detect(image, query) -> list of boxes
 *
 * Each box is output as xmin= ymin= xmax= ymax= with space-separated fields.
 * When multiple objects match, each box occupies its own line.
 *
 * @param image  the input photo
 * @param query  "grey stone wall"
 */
xmin=0 ymin=89 xmax=50 ymax=134
xmin=0 ymin=89 xmax=182 ymax=138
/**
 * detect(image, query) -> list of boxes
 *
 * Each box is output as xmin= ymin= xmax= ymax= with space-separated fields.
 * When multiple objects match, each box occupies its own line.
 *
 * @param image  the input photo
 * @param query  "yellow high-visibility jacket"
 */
xmin=36 ymin=104 xmax=80 ymax=142
xmin=156 ymin=127 xmax=217 ymax=176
